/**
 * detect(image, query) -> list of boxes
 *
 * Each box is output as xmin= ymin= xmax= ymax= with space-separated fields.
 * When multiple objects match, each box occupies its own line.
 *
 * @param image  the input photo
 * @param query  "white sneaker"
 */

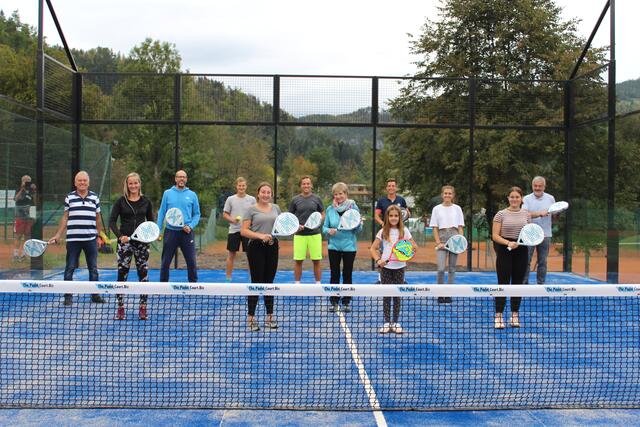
xmin=379 ymin=323 xmax=391 ymax=334
xmin=392 ymin=323 xmax=404 ymax=334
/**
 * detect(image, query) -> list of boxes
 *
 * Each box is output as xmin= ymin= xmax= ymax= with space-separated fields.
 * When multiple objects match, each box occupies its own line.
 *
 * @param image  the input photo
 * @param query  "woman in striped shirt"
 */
xmin=492 ymin=187 xmax=531 ymax=329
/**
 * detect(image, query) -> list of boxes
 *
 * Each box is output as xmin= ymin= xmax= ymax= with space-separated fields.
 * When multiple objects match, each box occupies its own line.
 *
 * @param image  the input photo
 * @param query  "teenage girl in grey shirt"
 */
xmin=241 ymin=182 xmax=281 ymax=332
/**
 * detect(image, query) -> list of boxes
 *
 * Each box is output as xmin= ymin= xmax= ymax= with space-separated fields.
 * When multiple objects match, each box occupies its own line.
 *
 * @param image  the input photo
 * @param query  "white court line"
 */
xmin=337 ymin=311 xmax=388 ymax=427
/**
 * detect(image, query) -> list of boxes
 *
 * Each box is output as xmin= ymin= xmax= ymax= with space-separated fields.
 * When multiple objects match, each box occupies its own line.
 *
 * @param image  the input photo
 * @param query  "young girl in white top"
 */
xmin=370 ymin=205 xmax=417 ymax=334
xmin=430 ymin=185 xmax=465 ymax=303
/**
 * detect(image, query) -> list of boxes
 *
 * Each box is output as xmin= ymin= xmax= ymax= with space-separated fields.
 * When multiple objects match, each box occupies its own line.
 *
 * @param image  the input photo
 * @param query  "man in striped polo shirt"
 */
xmin=50 ymin=171 xmax=105 ymax=305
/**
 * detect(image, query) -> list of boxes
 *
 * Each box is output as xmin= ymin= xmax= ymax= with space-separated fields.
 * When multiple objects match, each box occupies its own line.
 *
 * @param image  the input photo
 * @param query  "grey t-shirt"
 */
xmin=289 ymin=194 xmax=323 ymax=236
xmin=244 ymin=204 xmax=281 ymax=235
xmin=224 ymin=194 xmax=256 ymax=233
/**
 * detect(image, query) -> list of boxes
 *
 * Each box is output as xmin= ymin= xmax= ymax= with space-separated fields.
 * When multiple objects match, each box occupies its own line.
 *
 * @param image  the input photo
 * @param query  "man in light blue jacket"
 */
xmin=157 ymin=170 xmax=201 ymax=282
xmin=322 ymin=182 xmax=362 ymax=312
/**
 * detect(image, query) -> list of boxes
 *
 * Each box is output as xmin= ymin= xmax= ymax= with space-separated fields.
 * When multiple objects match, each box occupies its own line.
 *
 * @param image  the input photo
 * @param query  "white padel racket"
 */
xmin=23 ymin=239 xmax=50 ymax=257
xmin=165 ymin=208 xmax=185 ymax=228
xmin=338 ymin=209 xmax=361 ymax=231
xmin=304 ymin=211 xmax=322 ymax=230
xmin=548 ymin=201 xmax=569 ymax=215
xmin=401 ymin=207 xmax=410 ymax=222
xmin=508 ymin=223 xmax=544 ymax=251
xmin=439 ymin=234 xmax=468 ymax=254
xmin=130 ymin=221 xmax=160 ymax=243
xmin=271 ymin=212 xmax=300 ymax=237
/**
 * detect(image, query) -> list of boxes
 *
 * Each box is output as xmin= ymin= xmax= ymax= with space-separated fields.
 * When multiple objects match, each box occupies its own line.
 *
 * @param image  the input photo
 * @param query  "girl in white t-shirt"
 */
xmin=430 ymin=185 xmax=465 ymax=303
xmin=369 ymin=205 xmax=417 ymax=334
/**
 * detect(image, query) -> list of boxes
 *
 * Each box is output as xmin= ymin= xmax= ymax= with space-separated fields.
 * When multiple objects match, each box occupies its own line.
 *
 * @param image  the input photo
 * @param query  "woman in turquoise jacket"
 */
xmin=322 ymin=182 xmax=362 ymax=313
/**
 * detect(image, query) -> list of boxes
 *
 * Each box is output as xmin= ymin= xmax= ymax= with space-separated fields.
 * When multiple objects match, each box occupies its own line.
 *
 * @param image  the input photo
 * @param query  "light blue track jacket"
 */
xmin=322 ymin=203 xmax=362 ymax=252
xmin=157 ymin=186 xmax=201 ymax=231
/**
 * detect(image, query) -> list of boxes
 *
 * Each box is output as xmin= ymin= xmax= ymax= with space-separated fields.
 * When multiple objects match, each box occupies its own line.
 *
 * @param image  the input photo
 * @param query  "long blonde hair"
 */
xmin=382 ymin=205 xmax=405 ymax=242
xmin=123 ymin=172 xmax=143 ymax=199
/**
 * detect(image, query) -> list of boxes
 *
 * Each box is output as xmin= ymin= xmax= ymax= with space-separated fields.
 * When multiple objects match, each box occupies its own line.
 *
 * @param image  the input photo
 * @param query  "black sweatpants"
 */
xmin=493 ymin=242 xmax=528 ymax=314
xmin=328 ymin=249 xmax=356 ymax=306
xmin=246 ymin=239 xmax=278 ymax=316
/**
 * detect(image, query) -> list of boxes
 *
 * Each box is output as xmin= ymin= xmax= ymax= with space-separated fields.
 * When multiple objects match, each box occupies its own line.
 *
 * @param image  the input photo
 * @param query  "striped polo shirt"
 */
xmin=493 ymin=208 xmax=531 ymax=240
xmin=65 ymin=190 xmax=100 ymax=242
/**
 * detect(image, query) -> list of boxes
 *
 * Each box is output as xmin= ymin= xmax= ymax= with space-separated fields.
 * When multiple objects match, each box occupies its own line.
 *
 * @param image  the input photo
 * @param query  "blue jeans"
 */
xmin=525 ymin=237 xmax=551 ymax=284
xmin=160 ymin=229 xmax=198 ymax=282
xmin=64 ymin=239 xmax=99 ymax=281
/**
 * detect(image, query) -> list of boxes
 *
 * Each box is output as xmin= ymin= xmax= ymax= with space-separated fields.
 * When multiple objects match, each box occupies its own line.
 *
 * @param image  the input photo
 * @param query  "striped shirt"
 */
xmin=65 ymin=190 xmax=100 ymax=242
xmin=493 ymin=208 xmax=531 ymax=240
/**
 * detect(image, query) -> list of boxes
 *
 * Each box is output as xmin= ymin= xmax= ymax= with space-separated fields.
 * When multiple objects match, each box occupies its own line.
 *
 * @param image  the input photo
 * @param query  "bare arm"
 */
xmin=240 ymin=219 xmax=272 ymax=243
xmin=50 ymin=211 xmax=69 ymax=244
xmin=433 ymin=227 xmax=443 ymax=249
xmin=492 ymin=221 xmax=516 ymax=250
xmin=374 ymin=209 xmax=384 ymax=227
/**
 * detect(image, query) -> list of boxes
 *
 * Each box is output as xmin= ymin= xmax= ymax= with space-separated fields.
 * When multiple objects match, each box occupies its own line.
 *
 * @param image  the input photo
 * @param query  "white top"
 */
xmin=523 ymin=192 xmax=555 ymax=237
xmin=429 ymin=204 xmax=465 ymax=229
xmin=376 ymin=227 xmax=413 ymax=270
xmin=64 ymin=190 xmax=100 ymax=242
xmin=224 ymin=194 xmax=256 ymax=233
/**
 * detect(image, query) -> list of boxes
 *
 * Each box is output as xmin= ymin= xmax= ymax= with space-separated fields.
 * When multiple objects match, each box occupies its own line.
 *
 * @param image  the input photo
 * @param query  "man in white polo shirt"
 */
xmin=523 ymin=176 xmax=555 ymax=285
xmin=50 ymin=171 xmax=105 ymax=305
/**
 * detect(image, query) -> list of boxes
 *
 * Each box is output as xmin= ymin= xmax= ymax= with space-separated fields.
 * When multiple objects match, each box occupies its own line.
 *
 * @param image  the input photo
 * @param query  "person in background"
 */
xmin=13 ymin=175 xmax=36 ymax=262
xmin=522 ymin=176 xmax=556 ymax=285
xmin=222 ymin=177 xmax=256 ymax=282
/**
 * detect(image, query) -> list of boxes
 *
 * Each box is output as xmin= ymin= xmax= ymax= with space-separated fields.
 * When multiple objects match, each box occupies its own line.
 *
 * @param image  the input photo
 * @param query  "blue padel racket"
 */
xmin=130 ymin=221 xmax=160 ymax=243
xmin=440 ymin=234 xmax=468 ymax=254
xmin=509 ymin=223 xmax=544 ymax=251
xmin=337 ymin=209 xmax=361 ymax=231
xmin=388 ymin=239 xmax=416 ymax=262
xmin=23 ymin=239 xmax=49 ymax=257
xmin=548 ymin=201 xmax=569 ymax=214
xmin=304 ymin=211 xmax=322 ymax=230
xmin=165 ymin=208 xmax=185 ymax=228
xmin=271 ymin=212 xmax=300 ymax=237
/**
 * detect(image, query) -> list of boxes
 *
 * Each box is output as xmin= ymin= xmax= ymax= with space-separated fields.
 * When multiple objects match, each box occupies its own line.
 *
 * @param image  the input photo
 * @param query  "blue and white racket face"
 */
xmin=445 ymin=234 xmax=468 ymax=254
xmin=338 ymin=209 xmax=361 ymax=230
xmin=23 ymin=239 xmax=48 ymax=257
xmin=271 ymin=212 xmax=300 ymax=236
xmin=548 ymin=201 xmax=569 ymax=214
xmin=304 ymin=211 xmax=322 ymax=229
xmin=518 ymin=223 xmax=544 ymax=246
xmin=165 ymin=208 xmax=185 ymax=227
xmin=131 ymin=221 xmax=160 ymax=243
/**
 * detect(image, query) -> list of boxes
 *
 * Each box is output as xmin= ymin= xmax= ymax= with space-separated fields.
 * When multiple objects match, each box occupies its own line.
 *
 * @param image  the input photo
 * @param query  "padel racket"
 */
xmin=130 ymin=221 xmax=160 ymax=243
xmin=439 ymin=234 xmax=468 ymax=254
xmin=304 ymin=211 xmax=322 ymax=230
xmin=165 ymin=208 xmax=185 ymax=228
xmin=271 ymin=212 xmax=299 ymax=237
xmin=388 ymin=239 xmax=416 ymax=262
xmin=508 ymin=223 xmax=544 ymax=251
xmin=401 ymin=207 xmax=410 ymax=222
xmin=337 ymin=209 xmax=361 ymax=230
xmin=23 ymin=239 xmax=49 ymax=257
xmin=548 ymin=201 xmax=569 ymax=214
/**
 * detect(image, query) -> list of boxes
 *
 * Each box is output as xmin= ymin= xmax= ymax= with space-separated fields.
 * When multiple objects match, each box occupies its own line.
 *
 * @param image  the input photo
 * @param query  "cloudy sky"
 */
xmin=2 ymin=0 xmax=637 ymax=81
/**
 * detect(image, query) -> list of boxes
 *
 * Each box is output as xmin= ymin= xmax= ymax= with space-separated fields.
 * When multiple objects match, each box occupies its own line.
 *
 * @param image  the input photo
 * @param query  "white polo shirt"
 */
xmin=523 ymin=192 xmax=555 ymax=237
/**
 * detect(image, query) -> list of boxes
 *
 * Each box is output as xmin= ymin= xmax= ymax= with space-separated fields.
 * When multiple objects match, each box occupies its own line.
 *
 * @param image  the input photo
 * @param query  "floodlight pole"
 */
xmin=371 ymin=77 xmax=379 ymax=270
xmin=606 ymin=0 xmax=618 ymax=283
xmin=467 ymin=78 xmax=476 ymax=271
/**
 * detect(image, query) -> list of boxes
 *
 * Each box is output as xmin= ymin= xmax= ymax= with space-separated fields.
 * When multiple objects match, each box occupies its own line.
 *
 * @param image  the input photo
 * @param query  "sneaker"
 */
xmin=509 ymin=313 xmax=520 ymax=328
xmin=341 ymin=304 xmax=352 ymax=313
xmin=443 ymin=297 xmax=452 ymax=304
xmin=138 ymin=304 xmax=148 ymax=320
xmin=330 ymin=303 xmax=340 ymax=313
xmin=265 ymin=319 xmax=278 ymax=330
xmin=437 ymin=297 xmax=446 ymax=304
xmin=494 ymin=314 xmax=505 ymax=329
xmin=379 ymin=323 xmax=392 ymax=334
xmin=91 ymin=294 xmax=105 ymax=304
xmin=63 ymin=294 xmax=73 ymax=306
xmin=392 ymin=323 xmax=404 ymax=334
xmin=249 ymin=320 xmax=260 ymax=332
xmin=116 ymin=306 xmax=125 ymax=320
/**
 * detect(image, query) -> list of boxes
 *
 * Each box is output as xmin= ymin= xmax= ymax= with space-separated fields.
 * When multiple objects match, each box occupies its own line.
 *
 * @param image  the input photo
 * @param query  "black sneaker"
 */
xmin=437 ymin=297 xmax=446 ymax=304
xmin=443 ymin=297 xmax=452 ymax=304
xmin=91 ymin=294 xmax=106 ymax=303
xmin=63 ymin=294 xmax=73 ymax=306
xmin=341 ymin=305 xmax=352 ymax=313
xmin=330 ymin=303 xmax=340 ymax=313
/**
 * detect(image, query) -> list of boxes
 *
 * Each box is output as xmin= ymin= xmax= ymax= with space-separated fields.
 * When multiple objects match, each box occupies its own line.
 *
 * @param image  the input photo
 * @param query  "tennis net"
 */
xmin=1 ymin=280 xmax=639 ymax=410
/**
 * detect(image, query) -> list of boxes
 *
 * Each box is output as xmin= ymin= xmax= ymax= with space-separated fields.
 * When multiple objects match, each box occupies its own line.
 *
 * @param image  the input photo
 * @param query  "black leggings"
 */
xmin=328 ymin=249 xmax=356 ymax=306
xmin=246 ymin=239 xmax=279 ymax=316
xmin=380 ymin=267 xmax=404 ymax=323
xmin=493 ymin=242 xmax=528 ymax=314
xmin=116 ymin=241 xmax=149 ymax=305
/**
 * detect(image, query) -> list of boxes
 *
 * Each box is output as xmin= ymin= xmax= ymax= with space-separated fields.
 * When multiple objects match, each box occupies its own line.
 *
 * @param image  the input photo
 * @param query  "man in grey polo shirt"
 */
xmin=523 ymin=176 xmax=556 ymax=284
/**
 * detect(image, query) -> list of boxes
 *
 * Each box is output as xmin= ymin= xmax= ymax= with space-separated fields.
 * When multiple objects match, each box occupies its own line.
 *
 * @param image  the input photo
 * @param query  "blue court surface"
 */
xmin=1 ymin=270 xmax=639 ymax=426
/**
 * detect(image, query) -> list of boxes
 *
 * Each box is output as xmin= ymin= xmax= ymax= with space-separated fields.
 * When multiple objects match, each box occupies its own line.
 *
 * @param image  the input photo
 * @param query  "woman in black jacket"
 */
xmin=109 ymin=172 xmax=154 ymax=320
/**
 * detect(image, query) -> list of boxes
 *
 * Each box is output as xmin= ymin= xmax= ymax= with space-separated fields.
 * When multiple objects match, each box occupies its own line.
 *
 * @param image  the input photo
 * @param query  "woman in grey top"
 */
xmin=240 ymin=182 xmax=281 ymax=332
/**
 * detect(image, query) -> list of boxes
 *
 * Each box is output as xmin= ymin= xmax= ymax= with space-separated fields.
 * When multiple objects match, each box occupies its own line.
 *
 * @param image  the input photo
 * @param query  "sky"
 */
xmin=1 ymin=0 xmax=638 ymax=82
